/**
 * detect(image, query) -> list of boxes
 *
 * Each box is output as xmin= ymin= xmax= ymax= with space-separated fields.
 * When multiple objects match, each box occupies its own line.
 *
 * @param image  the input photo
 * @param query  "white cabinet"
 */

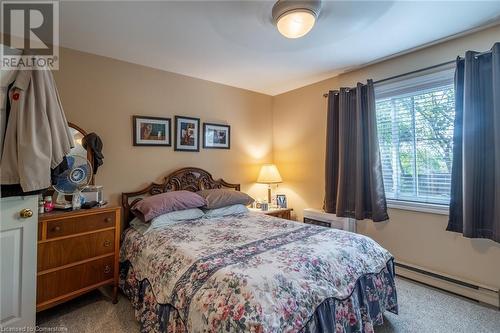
xmin=0 ymin=195 xmax=38 ymax=329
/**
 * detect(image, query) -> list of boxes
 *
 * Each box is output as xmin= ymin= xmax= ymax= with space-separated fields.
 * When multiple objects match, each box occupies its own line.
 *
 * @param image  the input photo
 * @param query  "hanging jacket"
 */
xmin=0 ymin=45 xmax=21 ymax=153
xmin=82 ymin=133 xmax=104 ymax=174
xmin=0 ymin=68 xmax=74 ymax=192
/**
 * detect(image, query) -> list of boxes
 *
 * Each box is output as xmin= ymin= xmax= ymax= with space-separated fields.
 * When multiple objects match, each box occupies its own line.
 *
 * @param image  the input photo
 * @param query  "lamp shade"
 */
xmin=257 ymin=164 xmax=282 ymax=184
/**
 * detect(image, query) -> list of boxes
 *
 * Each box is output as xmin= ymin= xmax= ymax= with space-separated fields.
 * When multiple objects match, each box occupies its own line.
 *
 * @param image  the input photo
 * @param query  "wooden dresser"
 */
xmin=37 ymin=206 xmax=121 ymax=312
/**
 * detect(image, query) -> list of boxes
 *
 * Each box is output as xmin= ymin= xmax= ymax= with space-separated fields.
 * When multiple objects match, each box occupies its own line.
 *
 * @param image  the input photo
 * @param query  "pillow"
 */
xmin=130 ymin=208 xmax=205 ymax=234
xmin=196 ymin=189 xmax=254 ymax=209
xmin=131 ymin=190 xmax=207 ymax=222
xmin=150 ymin=208 xmax=205 ymax=230
xmin=130 ymin=217 xmax=150 ymax=235
xmin=203 ymin=204 xmax=249 ymax=218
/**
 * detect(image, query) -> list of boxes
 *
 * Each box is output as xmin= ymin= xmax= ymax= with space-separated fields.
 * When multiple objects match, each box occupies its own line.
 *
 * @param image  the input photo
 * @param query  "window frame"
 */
xmin=386 ymin=199 xmax=449 ymax=215
xmin=374 ymin=64 xmax=455 ymax=214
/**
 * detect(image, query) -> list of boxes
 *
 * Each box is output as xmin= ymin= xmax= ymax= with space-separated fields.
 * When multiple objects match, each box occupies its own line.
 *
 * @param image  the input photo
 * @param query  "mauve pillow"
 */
xmin=131 ymin=190 xmax=207 ymax=222
xmin=197 ymin=189 xmax=254 ymax=209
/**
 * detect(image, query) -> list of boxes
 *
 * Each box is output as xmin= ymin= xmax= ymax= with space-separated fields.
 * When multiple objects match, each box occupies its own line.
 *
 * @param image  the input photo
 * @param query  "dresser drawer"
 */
xmin=37 ymin=255 xmax=114 ymax=304
xmin=46 ymin=211 xmax=115 ymax=239
xmin=38 ymin=230 xmax=115 ymax=271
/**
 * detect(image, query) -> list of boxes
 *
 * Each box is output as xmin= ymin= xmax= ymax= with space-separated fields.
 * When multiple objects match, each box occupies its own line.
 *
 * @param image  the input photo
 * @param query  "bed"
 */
xmin=120 ymin=168 xmax=398 ymax=333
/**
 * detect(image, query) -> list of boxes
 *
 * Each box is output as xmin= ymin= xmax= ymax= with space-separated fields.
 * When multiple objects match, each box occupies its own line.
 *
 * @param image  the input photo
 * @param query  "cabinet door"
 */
xmin=0 ymin=196 xmax=38 ymax=329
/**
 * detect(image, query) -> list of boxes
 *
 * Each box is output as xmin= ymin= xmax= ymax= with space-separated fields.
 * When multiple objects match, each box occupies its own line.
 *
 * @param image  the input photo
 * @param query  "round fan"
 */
xmin=53 ymin=155 xmax=93 ymax=209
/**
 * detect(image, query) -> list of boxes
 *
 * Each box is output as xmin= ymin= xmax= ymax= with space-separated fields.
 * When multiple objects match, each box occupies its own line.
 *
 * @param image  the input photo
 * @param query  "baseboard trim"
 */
xmin=395 ymin=261 xmax=500 ymax=309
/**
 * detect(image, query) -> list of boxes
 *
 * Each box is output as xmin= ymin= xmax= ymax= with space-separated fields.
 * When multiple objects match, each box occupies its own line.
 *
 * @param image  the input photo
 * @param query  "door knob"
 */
xmin=19 ymin=208 xmax=33 ymax=218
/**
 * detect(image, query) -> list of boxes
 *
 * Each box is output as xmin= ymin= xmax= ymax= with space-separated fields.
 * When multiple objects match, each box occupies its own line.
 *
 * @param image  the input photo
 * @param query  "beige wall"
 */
xmin=53 ymin=48 xmax=274 ymax=206
xmin=272 ymin=25 xmax=500 ymax=288
xmin=52 ymin=26 xmax=500 ymax=289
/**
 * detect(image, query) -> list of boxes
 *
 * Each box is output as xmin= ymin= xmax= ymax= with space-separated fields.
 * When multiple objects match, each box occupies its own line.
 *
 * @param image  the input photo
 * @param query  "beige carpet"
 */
xmin=37 ymin=277 xmax=500 ymax=333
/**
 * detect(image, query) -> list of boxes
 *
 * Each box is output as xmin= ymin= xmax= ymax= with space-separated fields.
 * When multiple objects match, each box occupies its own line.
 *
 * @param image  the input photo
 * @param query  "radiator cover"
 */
xmin=303 ymin=208 xmax=356 ymax=233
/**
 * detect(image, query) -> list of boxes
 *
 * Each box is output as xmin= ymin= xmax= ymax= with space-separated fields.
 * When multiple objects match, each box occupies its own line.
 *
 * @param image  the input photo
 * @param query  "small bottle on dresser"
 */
xmin=44 ymin=196 xmax=54 ymax=213
xmin=38 ymin=196 xmax=45 ymax=214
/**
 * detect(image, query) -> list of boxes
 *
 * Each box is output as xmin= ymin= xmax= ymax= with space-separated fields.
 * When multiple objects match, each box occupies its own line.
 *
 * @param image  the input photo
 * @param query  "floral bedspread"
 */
xmin=120 ymin=212 xmax=397 ymax=333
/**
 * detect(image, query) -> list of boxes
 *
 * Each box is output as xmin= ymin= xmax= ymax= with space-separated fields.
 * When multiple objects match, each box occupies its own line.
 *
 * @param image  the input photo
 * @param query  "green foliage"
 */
xmin=376 ymin=86 xmax=455 ymax=201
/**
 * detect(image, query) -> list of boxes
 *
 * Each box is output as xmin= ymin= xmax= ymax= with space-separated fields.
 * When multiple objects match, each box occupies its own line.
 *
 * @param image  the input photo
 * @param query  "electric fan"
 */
xmin=53 ymin=155 xmax=93 ymax=210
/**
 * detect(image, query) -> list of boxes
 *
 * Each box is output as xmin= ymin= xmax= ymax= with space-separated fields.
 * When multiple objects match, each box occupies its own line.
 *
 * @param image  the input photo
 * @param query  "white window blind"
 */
xmin=375 ymin=66 xmax=455 ymax=206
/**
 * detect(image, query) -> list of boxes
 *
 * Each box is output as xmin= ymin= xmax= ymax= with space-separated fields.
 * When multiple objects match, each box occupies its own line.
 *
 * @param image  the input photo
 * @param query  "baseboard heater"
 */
xmin=395 ymin=261 xmax=500 ymax=309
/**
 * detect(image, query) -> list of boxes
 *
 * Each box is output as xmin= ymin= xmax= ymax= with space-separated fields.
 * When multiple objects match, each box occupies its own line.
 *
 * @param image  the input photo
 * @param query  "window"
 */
xmin=375 ymin=66 xmax=455 ymax=208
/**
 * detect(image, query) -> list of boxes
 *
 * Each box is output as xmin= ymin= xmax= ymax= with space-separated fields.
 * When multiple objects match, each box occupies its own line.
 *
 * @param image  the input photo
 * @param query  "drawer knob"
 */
xmin=19 ymin=208 xmax=33 ymax=219
xmin=104 ymin=217 xmax=112 ymax=223
xmin=104 ymin=265 xmax=111 ymax=274
xmin=103 ymin=240 xmax=111 ymax=247
xmin=52 ymin=226 xmax=61 ymax=232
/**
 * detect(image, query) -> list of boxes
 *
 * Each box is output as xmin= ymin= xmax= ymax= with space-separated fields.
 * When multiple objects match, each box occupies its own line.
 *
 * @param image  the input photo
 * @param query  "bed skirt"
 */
xmin=119 ymin=260 xmax=397 ymax=333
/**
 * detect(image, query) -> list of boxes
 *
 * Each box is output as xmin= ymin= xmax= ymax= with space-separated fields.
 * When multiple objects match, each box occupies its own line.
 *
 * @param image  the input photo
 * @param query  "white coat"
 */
xmin=0 ymin=68 xmax=74 ymax=192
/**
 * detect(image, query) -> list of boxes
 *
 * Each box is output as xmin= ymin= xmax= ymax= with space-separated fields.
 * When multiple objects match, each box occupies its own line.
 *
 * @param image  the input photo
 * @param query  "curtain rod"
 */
xmin=322 ymin=60 xmax=454 ymax=98
xmin=322 ymin=50 xmax=493 ymax=98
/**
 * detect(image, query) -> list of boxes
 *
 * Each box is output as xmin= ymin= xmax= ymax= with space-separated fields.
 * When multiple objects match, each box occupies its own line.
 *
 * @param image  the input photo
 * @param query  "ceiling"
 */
xmin=57 ymin=1 xmax=500 ymax=95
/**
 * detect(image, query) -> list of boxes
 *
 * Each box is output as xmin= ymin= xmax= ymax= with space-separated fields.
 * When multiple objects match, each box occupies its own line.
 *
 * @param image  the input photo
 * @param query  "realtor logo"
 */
xmin=1 ymin=1 xmax=59 ymax=69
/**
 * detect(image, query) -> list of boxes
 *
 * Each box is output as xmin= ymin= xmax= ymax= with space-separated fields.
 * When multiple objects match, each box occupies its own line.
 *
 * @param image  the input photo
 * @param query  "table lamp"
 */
xmin=257 ymin=164 xmax=282 ymax=204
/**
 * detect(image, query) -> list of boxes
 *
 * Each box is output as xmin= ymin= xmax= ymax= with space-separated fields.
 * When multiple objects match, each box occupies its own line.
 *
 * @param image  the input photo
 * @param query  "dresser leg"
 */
xmin=112 ymin=285 xmax=118 ymax=304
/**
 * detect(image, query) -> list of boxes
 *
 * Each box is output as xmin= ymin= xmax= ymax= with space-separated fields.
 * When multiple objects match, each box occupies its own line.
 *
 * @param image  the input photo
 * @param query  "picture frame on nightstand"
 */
xmin=276 ymin=194 xmax=287 ymax=208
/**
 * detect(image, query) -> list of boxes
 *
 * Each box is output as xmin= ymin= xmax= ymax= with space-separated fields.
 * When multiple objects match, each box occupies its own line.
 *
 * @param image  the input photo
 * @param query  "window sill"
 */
xmin=386 ymin=200 xmax=449 ymax=215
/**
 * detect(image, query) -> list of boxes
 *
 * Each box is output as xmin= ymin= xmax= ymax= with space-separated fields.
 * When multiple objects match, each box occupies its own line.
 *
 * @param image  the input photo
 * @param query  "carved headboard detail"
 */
xmin=121 ymin=167 xmax=240 ymax=226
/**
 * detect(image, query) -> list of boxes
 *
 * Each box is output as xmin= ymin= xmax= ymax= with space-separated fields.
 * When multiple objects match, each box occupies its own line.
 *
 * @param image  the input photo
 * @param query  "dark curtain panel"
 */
xmin=324 ymin=80 xmax=388 ymax=222
xmin=447 ymin=43 xmax=500 ymax=243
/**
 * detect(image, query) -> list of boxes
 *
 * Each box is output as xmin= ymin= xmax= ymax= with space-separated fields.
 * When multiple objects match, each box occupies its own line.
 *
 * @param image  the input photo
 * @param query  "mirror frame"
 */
xmin=68 ymin=122 xmax=95 ymax=185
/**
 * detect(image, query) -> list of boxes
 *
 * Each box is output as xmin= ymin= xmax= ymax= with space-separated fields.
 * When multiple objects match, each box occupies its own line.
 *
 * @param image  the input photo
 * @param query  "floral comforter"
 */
xmin=120 ymin=212 xmax=397 ymax=333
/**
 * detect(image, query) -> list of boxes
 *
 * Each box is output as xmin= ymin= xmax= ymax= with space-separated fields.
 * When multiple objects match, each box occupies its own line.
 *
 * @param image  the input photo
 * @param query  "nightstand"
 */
xmin=249 ymin=207 xmax=293 ymax=220
xmin=37 ymin=206 xmax=121 ymax=312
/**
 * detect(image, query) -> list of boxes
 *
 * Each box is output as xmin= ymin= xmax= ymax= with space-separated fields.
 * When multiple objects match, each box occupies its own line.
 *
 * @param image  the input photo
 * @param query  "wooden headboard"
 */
xmin=121 ymin=167 xmax=240 ymax=226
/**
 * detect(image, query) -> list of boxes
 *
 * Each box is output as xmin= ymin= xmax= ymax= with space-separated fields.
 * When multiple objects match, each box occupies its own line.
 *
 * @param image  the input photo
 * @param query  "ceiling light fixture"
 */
xmin=272 ymin=0 xmax=321 ymax=39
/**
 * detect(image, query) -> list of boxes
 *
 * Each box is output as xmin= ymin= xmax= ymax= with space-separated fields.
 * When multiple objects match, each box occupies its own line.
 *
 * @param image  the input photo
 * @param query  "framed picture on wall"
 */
xmin=175 ymin=116 xmax=200 ymax=151
xmin=133 ymin=116 xmax=171 ymax=146
xmin=203 ymin=123 xmax=230 ymax=149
